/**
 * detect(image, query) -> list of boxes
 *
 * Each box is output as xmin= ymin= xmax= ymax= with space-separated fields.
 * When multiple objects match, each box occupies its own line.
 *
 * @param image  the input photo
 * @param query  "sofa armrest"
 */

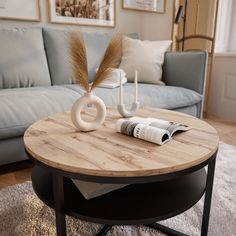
xmin=162 ymin=51 xmax=208 ymax=118
xmin=162 ymin=51 xmax=208 ymax=95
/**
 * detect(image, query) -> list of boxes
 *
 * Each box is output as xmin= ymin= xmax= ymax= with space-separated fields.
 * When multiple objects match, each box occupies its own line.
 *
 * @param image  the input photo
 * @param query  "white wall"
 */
xmin=209 ymin=54 xmax=236 ymax=122
xmin=0 ymin=0 xmax=174 ymax=40
xmin=140 ymin=0 xmax=174 ymax=40
xmin=209 ymin=0 xmax=236 ymax=121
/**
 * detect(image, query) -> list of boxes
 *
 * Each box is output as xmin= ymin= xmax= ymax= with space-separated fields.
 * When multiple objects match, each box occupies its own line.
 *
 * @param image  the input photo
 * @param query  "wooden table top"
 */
xmin=24 ymin=108 xmax=219 ymax=178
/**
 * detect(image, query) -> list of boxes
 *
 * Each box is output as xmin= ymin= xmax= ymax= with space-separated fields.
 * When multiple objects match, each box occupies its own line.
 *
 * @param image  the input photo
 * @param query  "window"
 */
xmin=215 ymin=0 xmax=236 ymax=52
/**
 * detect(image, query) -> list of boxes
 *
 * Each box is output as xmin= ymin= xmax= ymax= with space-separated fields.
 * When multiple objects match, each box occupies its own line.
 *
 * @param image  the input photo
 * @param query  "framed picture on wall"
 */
xmin=48 ymin=0 xmax=116 ymax=28
xmin=0 ymin=0 xmax=41 ymax=22
xmin=122 ymin=0 xmax=165 ymax=13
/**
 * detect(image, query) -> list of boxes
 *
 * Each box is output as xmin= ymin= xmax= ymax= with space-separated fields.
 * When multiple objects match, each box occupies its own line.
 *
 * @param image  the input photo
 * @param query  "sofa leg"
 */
xmin=0 ymin=160 xmax=33 ymax=174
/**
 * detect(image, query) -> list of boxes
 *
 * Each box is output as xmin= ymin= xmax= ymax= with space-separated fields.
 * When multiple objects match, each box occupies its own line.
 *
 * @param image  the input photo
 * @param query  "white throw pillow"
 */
xmin=119 ymin=36 xmax=172 ymax=85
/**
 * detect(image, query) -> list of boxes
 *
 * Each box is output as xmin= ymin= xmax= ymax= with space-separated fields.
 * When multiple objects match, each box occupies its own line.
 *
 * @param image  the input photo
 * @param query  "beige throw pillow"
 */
xmin=119 ymin=36 xmax=172 ymax=85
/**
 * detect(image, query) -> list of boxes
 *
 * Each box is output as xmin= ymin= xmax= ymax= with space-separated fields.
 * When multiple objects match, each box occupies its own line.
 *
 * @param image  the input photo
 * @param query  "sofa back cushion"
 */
xmin=43 ymin=28 xmax=138 ymax=85
xmin=119 ymin=37 xmax=172 ymax=85
xmin=0 ymin=28 xmax=51 ymax=89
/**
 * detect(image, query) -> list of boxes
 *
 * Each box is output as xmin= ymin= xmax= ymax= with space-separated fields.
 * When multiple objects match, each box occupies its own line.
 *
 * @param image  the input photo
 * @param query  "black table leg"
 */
xmin=53 ymin=173 xmax=67 ymax=236
xmin=201 ymin=154 xmax=217 ymax=236
xmin=96 ymin=225 xmax=113 ymax=236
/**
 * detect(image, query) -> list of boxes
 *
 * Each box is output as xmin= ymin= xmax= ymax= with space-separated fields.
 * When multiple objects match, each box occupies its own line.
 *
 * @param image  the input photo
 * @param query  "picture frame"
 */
xmin=48 ymin=0 xmax=116 ymax=28
xmin=122 ymin=0 xmax=165 ymax=13
xmin=0 ymin=0 xmax=41 ymax=22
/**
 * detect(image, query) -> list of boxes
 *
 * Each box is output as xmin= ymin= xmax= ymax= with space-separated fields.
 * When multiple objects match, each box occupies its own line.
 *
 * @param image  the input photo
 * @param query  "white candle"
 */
xmin=120 ymin=72 xmax=123 ymax=104
xmin=135 ymin=70 xmax=138 ymax=103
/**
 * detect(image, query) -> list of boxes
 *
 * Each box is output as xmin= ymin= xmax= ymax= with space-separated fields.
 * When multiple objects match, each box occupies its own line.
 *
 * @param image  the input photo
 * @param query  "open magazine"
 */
xmin=116 ymin=116 xmax=191 ymax=145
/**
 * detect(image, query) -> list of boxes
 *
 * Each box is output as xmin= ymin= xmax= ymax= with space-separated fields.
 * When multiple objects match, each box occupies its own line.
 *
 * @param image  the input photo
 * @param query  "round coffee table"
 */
xmin=24 ymin=108 xmax=219 ymax=236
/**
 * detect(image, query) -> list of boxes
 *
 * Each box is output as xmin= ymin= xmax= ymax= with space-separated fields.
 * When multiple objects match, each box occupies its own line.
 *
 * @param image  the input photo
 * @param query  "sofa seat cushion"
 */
xmin=65 ymin=83 xmax=202 ymax=109
xmin=0 ymin=28 xmax=51 ymax=89
xmin=0 ymin=86 xmax=80 ymax=140
xmin=174 ymin=105 xmax=198 ymax=117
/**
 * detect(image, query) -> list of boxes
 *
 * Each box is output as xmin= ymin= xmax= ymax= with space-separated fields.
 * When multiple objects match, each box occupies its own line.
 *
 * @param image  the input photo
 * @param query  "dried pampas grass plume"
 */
xmin=69 ymin=31 xmax=89 ymax=93
xmin=69 ymin=32 xmax=122 ymax=92
xmin=91 ymin=34 xmax=122 ymax=91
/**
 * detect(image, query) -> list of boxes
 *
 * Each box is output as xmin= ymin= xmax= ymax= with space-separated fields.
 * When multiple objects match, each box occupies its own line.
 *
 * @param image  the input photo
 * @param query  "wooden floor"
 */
xmin=205 ymin=116 xmax=236 ymax=146
xmin=0 ymin=116 xmax=235 ymax=189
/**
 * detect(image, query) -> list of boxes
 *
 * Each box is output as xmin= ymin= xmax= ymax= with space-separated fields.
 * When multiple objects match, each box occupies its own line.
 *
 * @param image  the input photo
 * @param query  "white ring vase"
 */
xmin=71 ymin=92 xmax=106 ymax=132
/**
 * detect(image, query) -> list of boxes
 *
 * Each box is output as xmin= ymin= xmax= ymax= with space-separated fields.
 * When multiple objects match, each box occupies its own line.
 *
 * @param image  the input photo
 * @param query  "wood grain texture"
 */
xmin=24 ymin=108 xmax=219 ymax=177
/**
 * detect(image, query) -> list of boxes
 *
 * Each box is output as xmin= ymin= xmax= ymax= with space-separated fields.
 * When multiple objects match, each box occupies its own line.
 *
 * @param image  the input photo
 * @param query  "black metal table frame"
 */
xmin=26 ymin=149 xmax=217 ymax=236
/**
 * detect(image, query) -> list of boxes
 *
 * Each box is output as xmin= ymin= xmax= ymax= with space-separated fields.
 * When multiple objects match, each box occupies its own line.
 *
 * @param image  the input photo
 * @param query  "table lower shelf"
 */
xmin=32 ymin=166 xmax=206 ymax=225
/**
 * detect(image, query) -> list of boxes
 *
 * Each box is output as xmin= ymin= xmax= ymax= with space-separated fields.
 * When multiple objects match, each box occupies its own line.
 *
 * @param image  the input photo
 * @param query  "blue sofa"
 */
xmin=0 ymin=28 xmax=207 ymax=166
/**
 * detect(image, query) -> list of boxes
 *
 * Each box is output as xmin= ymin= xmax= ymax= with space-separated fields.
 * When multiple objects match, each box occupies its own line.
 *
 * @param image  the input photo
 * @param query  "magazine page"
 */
xmin=133 ymin=123 xmax=170 ymax=145
xmin=130 ymin=117 xmax=191 ymax=137
xmin=72 ymin=179 xmax=128 ymax=200
xmin=116 ymin=119 xmax=170 ymax=145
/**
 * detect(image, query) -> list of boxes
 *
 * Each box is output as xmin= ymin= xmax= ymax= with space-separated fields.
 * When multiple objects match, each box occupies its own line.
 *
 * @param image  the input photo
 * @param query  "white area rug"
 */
xmin=0 ymin=142 xmax=235 ymax=236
